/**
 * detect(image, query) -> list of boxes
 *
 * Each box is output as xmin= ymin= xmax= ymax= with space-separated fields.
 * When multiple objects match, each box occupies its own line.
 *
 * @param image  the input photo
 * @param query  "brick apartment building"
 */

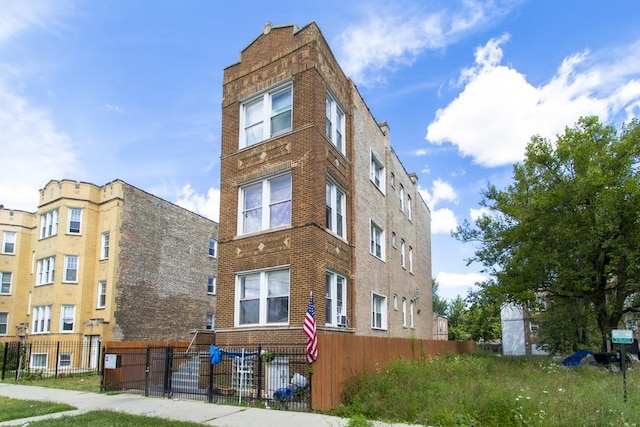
xmin=0 ymin=179 xmax=218 ymax=364
xmin=214 ymin=22 xmax=433 ymax=347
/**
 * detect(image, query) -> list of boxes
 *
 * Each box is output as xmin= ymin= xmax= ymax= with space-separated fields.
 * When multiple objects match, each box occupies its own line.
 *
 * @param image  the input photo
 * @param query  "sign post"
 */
xmin=612 ymin=329 xmax=633 ymax=402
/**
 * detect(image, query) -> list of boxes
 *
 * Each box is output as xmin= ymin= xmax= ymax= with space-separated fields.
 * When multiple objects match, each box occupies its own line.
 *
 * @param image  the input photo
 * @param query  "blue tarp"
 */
xmin=561 ymin=349 xmax=594 ymax=367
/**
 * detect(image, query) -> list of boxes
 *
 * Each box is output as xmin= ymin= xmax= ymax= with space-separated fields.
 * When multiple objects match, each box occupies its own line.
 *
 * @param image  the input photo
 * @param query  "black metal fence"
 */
xmin=102 ymin=344 xmax=312 ymax=411
xmin=0 ymin=340 xmax=102 ymax=380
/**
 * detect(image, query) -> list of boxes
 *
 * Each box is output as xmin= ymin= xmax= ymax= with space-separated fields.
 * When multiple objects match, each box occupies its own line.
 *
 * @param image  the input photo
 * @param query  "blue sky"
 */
xmin=2 ymin=1 xmax=640 ymax=301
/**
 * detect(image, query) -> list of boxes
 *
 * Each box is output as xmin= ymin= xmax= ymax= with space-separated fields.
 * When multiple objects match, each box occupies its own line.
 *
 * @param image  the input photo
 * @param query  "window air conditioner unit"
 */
xmin=337 ymin=315 xmax=348 ymax=327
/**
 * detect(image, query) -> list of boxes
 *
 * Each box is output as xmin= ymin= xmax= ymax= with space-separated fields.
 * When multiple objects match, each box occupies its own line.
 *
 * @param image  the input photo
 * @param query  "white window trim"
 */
xmin=100 ymin=232 xmax=110 ymax=260
xmin=58 ymin=353 xmax=72 ymax=369
xmin=63 ymin=255 xmax=79 ymax=283
xmin=371 ymin=292 xmax=388 ymax=330
xmin=407 ymin=194 xmax=412 ymax=221
xmin=97 ymin=281 xmax=107 ymax=309
xmin=0 ymin=312 xmax=8 ymax=335
xmin=370 ymin=220 xmax=385 ymax=260
xmin=326 ymin=178 xmax=346 ymax=239
xmin=239 ymin=81 xmax=292 ymax=149
xmin=1 ymin=231 xmax=16 ymax=254
xmin=30 ymin=353 xmax=48 ymax=369
xmin=410 ymin=300 xmax=415 ymax=328
xmin=370 ymin=150 xmax=385 ymax=193
xmin=206 ymin=312 xmax=215 ymax=330
xmin=36 ymin=256 xmax=55 ymax=286
xmin=402 ymin=297 xmax=407 ymax=327
xmin=208 ymin=239 xmax=218 ymax=258
xmin=60 ymin=304 xmax=75 ymax=333
xmin=325 ymin=270 xmax=347 ymax=327
xmin=0 ymin=272 xmax=11 ymax=295
xmin=207 ymin=276 xmax=217 ymax=295
xmin=409 ymin=246 xmax=413 ymax=273
xmin=39 ymin=209 xmax=58 ymax=239
xmin=237 ymin=172 xmax=292 ymax=235
xmin=67 ymin=207 xmax=82 ymax=235
xmin=235 ymin=267 xmax=290 ymax=327
xmin=326 ymin=91 xmax=346 ymax=154
xmin=400 ymin=240 xmax=406 ymax=269
xmin=32 ymin=305 xmax=52 ymax=334
xmin=399 ymin=184 xmax=405 ymax=212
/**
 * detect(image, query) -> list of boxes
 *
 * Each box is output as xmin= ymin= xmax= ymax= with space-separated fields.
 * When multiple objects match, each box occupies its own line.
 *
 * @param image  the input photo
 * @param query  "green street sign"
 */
xmin=612 ymin=329 xmax=634 ymax=344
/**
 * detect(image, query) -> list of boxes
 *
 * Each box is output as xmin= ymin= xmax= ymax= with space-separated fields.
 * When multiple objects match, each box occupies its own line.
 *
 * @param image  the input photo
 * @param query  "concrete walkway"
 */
xmin=0 ymin=383 xmax=422 ymax=427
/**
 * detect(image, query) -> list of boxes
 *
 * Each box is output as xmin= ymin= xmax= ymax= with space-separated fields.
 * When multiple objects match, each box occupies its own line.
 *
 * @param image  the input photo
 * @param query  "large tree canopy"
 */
xmin=454 ymin=116 xmax=640 ymax=351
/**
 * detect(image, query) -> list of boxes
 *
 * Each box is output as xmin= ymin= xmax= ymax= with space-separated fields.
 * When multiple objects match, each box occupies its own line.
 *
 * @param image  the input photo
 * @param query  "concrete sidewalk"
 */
xmin=0 ymin=383 xmax=422 ymax=427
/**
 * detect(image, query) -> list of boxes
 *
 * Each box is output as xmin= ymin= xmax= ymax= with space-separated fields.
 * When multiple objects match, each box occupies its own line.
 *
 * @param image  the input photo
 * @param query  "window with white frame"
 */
xmin=237 ymin=268 xmax=289 ymax=326
xmin=58 ymin=353 xmax=72 ymax=368
xmin=407 ymin=194 xmax=412 ymax=221
xmin=0 ymin=272 xmax=11 ymax=294
xmin=399 ymin=184 xmax=405 ymax=212
xmin=60 ymin=304 xmax=75 ymax=332
xmin=208 ymin=239 xmax=217 ymax=258
xmin=239 ymin=173 xmax=291 ymax=234
xmin=100 ymin=233 xmax=110 ymax=260
xmin=36 ymin=256 xmax=55 ymax=285
xmin=370 ymin=220 xmax=385 ymax=260
xmin=402 ymin=297 xmax=407 ymax=326
xmin=97 ymin=281 xmax=107 ymax=309
xmin=391 ymin=232 xmax=396 ymax=248
xmin=325 ymin=271 xmax=347 ymax=326
xmin=2 ymin=231 xmax=15 ymax=254
xmin=326 ymin=92 xmax=345 ymax=153
xmin=530 ymin=320 xmax=539 ymax=332
xmin=370 ymin=151 xmax=385 ymax=191
xmin=240 ymin=83 xmax=292 ymax=148
xmin=400 ymin=239 xmax=406 ymax=268
xmin=390 ymin=172 xmax=395 ymax=188
xmin=393 ymin=294 xmax=398 ymax=310
xmin=207 ymin=276 xmax=216 ymax=295
xmin=326 ymin=178 xmax=346 ymax=238
xmin=409 ymin=247 xmax=413 ymax=273
xmin=371 ymin=293 xmax=387 ymax=330
xmin=32 ymin=305 xmax=52 ymax=334
xmin=63 ymin=255 xmax=79 ymax=283
xmin=67 ymin=208 xmax=82 ymax=234
xmin=40 ymin=209 xmax=58 ymax=239
xmin=30 ymin=353 xmax=48 ymax=369
xmin=206 ymin=312 xmax=215 ymax=330
xmin=0 ymin=312 xmax=7 ymax=335
xmin=410 ymin=301 xmax=415 ymax=328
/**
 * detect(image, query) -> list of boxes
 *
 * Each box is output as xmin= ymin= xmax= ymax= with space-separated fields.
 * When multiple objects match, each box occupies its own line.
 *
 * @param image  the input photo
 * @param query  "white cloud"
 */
xmin=430 ymin=208 xmax=458 ymax=235
xmin=420 ymin=178 xmax=458 ymax=208
xmin=0 ymin=1 xmax=77 ymax=211
xmin=337 ymin=0 xmax=519 ymax=86
xmin=412 ymin=148 xmax=428 ymax=156
xmin=470 ymin=206 xmax=492 ymax=222
xmin=0 ymin=1 xmax=70 ymax=45
xmin=426 ymin=36 xmax=640 ymax=167
xmin=0 ymin=85 xmax=77 ymax=211
xmin=435 ymin=271 xmax=486 ymax=301
xmin=175 ymin=184 xmax=220 ymax=222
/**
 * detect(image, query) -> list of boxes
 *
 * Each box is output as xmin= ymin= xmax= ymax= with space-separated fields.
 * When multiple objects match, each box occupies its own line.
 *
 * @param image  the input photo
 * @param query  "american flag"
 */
xmin=303 ymin=293 xmax=318 ymax=363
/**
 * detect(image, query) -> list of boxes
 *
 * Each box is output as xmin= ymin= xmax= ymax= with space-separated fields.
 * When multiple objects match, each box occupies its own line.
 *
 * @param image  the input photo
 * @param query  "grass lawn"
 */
xmin=13 ymin=410 xmax=205 ymax=426
xmin=0 ymin=396 xmax=74 ymax=422
xmin=336 ymin=351 xmax=640 ymax=426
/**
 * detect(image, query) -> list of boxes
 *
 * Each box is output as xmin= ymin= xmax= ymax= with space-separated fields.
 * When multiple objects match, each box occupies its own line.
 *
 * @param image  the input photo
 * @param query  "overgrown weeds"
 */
xmin=335 ymin=351 xmax=640 ymax=426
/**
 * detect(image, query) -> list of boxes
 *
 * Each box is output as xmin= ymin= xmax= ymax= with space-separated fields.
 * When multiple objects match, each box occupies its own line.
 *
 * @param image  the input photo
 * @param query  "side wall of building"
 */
xmin=115 ymin=183 xmax=218 ymax=341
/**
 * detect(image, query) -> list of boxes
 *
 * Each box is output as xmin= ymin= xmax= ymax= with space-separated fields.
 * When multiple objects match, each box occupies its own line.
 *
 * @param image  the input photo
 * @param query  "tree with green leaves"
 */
xmin=432 ymin=279 xmax=449 ymax=316
xmin=454 ymin=116 xmax=640 ymax=351
xmin=446 ymin=296 xmax=469 ymax=341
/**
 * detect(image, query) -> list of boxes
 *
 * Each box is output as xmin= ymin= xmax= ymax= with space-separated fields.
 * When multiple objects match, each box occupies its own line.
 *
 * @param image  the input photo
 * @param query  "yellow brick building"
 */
xmin=0 ymin=179 xmax=218 ymax=371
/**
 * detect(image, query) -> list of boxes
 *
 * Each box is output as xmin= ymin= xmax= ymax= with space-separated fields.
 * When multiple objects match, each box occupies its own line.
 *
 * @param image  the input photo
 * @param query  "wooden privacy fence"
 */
xmin=311 ymin=334 xmax=476 ymax=410
xmin=102 ymin=337 xmax=475 ymax=411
